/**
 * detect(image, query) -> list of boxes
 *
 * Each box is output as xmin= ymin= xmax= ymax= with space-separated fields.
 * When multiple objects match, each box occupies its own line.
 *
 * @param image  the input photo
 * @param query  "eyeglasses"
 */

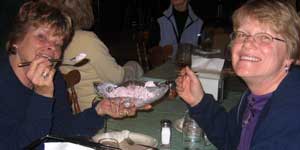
xmin=230 ymin=31 xmax=285 ymax=45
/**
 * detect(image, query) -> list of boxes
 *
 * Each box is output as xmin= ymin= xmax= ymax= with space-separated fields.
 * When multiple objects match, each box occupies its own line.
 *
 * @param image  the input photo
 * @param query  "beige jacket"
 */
xmin=60 ymin=30 xmax=126 ymax=110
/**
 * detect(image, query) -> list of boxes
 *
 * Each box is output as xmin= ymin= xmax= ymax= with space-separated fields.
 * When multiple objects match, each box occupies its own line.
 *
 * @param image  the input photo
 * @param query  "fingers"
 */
xmin=25 ymin=57 xmax=56 ymax=97
xmin=175 ymin=72 xmax=186 ymax=93
xmin=185 ymin=67 xmax=199 ymax=83
xmin=118 ymin=98 xmax=136 ymax=117
xmin=123 ymin=107 xmax=136 ymax=117
xmin=97 ymin=98 xmax=139 ymax=118
xmin=143 ymin=104 xmax=152 ymax=110
xmin=27 ymin=57 xmax=54 ymax=83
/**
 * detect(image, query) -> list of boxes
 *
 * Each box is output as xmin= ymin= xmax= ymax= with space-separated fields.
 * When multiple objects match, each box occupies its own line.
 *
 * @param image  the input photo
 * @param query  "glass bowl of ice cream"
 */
xmin=94 ymin=80 xmax=169 ymax=108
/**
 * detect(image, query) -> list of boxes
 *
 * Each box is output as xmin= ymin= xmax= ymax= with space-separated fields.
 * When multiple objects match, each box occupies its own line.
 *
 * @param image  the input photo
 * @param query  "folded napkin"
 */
xmin=44 ymin=142 xmax=94 ymax=150
xmin=93 ymin=130 xmax=130 ymax=143
xmin=191 ymin=55 xmax=225 ymax=73
xmin=93 ymin=130 xmax=156 ymax=150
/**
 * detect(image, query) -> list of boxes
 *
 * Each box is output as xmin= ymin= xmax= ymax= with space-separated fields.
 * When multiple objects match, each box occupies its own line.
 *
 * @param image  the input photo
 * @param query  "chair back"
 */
xmin=135 ymin=31 xmax=150 ymax=71
xmin=62 ymin=70 xmax=81 ymax=114
xmin=148 ymin=45 xmax=172 ymax=68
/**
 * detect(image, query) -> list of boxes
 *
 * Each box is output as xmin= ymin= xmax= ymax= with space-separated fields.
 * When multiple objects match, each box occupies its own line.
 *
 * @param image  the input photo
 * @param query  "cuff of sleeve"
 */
xmin=77 ymin=104 xmax=106 ymax=136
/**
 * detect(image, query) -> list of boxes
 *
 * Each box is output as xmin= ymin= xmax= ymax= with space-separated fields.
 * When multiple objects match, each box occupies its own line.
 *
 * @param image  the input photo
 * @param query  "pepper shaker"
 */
xmin=160 ymin=119 xmax=172 ymax=149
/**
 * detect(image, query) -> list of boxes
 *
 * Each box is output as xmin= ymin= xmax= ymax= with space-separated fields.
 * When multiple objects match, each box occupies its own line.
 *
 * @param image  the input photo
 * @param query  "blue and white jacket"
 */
xmin=157 ymin=4 xmax=203 ymax=57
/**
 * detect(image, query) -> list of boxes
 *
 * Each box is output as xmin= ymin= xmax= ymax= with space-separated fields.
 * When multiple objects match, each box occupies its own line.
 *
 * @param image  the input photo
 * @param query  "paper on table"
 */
xmin=191 ymin=55 xmax=225 ymax=73
xmin=44 ymin=142 xmax=94 ymax=150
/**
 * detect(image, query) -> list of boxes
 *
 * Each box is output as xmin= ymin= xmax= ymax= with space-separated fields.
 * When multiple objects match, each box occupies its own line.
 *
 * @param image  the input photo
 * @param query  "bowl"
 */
xmin=94 ymin=80 xmax=169 ymax=108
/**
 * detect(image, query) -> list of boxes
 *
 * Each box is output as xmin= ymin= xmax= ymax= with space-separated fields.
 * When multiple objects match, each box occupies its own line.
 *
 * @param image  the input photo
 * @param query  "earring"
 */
xmin=7 ymin=45 xmax=17 ymax=55
xmin=284 ymin=65 xmax=289 ymax=73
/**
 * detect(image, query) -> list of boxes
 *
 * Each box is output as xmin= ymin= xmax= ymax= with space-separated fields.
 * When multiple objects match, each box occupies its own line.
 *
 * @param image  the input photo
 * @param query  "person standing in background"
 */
xmin=148 ymin=0 xmax=203 ymax=58
xmin=59 ymin=0 xmax=144 ymax=111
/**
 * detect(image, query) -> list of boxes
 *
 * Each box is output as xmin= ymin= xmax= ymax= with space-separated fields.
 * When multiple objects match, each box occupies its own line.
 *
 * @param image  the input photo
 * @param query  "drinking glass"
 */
xmin=182 ymin=111 xmax=206 ymax=150
xmin=175 ymin=43 xmax=192 ymax=75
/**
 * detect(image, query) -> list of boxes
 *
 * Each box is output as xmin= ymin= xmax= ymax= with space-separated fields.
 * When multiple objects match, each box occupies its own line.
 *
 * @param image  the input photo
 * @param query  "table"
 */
xmin=146 ymin=60 xmax=224 ymax=101
xmin=107 ymin=95 xmax=195 ymax=150
xmin=104 ymin=61 xmax=220 ymax=150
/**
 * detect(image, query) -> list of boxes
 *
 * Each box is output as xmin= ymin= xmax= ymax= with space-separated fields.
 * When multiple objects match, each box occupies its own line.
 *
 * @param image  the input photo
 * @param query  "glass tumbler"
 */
xmin=182 ymin=111 xmax=205 ymax=150
xmin=175 ymin=43 xmax=192 ymax=70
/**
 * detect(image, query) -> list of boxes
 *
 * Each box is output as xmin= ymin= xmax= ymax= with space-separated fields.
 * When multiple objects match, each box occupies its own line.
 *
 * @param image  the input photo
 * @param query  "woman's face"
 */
xmin=15 ymin=25 xmax=64 ymax=63
xmin=171 ymin=0 xmax=187 ymax=7
xmin=231 ymin=17 xmax=291 ymax=83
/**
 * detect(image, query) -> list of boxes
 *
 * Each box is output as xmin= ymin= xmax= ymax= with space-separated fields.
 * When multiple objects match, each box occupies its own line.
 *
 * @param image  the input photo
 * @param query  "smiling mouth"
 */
xmin=240 ymin=55 xmax=261 ymax=62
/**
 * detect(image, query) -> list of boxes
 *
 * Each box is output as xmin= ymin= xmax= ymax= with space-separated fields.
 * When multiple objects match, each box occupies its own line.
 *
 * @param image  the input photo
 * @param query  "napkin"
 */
xmin=93 ymin=130 xmax=130 ymax=143
xmin=44 ymin=142 xmax=94 ymax=150
xmin=191 ymin=55 xmax=225 ymax=73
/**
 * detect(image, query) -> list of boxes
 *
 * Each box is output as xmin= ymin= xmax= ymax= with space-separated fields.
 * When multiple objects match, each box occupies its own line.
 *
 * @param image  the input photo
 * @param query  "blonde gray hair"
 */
xmin=232 ymin=0 xmax=300 ymax=61
xmin=6 ymin=0 xmax=73 ymax=55
xmin=62 ymin=0 xmax=94 ymax=30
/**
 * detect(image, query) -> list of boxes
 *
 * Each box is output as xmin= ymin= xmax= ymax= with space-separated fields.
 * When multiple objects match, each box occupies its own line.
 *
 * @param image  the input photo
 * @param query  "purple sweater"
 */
xmin=237 ymin=93 xmax=272 ymax=150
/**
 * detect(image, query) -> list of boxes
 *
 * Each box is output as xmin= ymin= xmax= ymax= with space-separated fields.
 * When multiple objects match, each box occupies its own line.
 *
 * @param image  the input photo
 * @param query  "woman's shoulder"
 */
xmin=74 ymin=30 xmax=98 ymax=40
xmin=288 ymin=65 xmax=300 ymax=81
xmin=273 ymin=65 xmax=300 ymax=100
xmin=66 ymin=30 xmax=107 ymax=53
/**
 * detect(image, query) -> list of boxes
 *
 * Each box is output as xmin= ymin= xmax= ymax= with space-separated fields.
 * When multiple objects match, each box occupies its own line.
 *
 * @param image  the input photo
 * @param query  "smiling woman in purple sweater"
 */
xmin=176 ymin=0 xmax=300 ymax=149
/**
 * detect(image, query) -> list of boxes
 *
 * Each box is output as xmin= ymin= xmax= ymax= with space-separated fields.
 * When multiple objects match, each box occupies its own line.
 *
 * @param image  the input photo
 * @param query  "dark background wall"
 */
xmin=0 ymin=0 xmax=247 ymax=62
xmin=0 ymin=0 xmax=246 ymax=40
xmin=92 ymin=0 xmax=246 ymax=34
xmin=0 ymin=0 xmax=25 ymax=52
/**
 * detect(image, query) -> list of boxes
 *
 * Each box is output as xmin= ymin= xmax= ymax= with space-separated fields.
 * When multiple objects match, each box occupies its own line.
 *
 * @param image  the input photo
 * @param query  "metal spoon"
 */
xmin=18 ymin=53 xmax=87 ymax=67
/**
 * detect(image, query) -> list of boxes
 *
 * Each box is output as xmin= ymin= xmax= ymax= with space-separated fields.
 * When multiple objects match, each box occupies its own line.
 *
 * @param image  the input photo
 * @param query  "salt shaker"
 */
xmin=160 ymin=119 xmax=172 ymax=149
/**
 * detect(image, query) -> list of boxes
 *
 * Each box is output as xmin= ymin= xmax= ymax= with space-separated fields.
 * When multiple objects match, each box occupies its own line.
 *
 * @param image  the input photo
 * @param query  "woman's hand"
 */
xmin=95 ymin=98 xmax=152 ymax=118
xmin=175 ymin=67 xmax=204 ymax=107
xmin=26 ymin=57 xmax=55 ymax=98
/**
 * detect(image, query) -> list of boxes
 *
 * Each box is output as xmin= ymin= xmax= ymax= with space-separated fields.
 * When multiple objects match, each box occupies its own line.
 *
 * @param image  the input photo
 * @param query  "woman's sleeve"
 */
xmin=188 ymin=94 xmax=240 ymax=149
xmin=50 ymin=72 xmax=105 ymax=137
xmin=0 ymin=92 xmax=54 ymax=149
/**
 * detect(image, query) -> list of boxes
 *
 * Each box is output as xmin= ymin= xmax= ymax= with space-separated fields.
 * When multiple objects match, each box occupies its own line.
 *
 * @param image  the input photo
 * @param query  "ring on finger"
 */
xmin=125 ymin=110 xmax=129 ymax=116
xmin=42 ymin=71 xmax=49 ymax=79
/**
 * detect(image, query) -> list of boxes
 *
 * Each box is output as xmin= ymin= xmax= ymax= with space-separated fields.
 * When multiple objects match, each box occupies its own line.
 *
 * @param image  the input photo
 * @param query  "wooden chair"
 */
xmin=135 ymin=31 xmax=150 ymax=71
xmin=148 ymin=45 xmax=173 ymax=68
xmin=62 ymin=70 xmax=81 ymax=114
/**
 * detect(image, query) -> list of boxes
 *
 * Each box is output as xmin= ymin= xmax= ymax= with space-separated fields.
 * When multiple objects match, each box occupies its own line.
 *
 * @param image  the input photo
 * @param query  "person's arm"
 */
xmin=50 ymin=72 xmax=150 ymax=137
xmin=188 ymin=94 xmax=241 ymax=149
xmin=0 ymin=57 xmax=60 ymax=149
xmin=176 ymin=67 xmax=241 ymax=149
xmin=50 ymin=72 xmax=105 ymax=137
xmin=0 ymin=92 xmax=54 ymax=149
